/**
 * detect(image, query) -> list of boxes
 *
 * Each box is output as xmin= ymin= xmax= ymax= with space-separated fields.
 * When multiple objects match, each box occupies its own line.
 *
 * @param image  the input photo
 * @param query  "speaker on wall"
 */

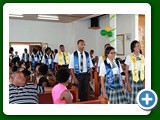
xmin=91 ymin=17 xmax=99 ymax=27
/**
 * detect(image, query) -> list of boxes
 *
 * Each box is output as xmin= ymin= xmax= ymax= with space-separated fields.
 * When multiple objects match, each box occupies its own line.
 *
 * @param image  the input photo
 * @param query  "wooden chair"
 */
xmin=38 ymin=92 xmax=53 ymax=104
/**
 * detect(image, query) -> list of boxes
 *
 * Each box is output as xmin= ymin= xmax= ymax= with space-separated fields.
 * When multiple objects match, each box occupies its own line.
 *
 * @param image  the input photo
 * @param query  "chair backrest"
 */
xmin=94 ymin=71 xmax=100 ymax=97
xmin=38 ymin=92 xmax=53 ymax=104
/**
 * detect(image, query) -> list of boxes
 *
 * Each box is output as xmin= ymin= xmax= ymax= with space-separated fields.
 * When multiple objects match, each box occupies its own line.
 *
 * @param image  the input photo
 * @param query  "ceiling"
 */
xmin=9 ymin=14 xmax=101 ymax=23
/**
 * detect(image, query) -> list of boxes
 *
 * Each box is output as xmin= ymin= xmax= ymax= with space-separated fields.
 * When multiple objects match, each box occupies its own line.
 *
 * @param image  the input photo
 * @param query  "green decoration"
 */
xmin=100 ymin=30 xmax=107 ymax=36
xmin=107 ymin=31 xmax=113 ymax=37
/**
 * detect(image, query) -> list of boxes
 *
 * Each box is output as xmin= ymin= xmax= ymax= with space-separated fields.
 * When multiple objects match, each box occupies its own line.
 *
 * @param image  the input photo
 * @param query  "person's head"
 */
xmin=10 ymin=71 xmax=26 ymax=87
xmin=12 ymin=66 xmax=18 ymax=73
xmin=25 ymin=62 xmax=31 ymax=71
xmin=32 ymin=48 xmax=37 ymax=54
xmin=15 ymin=51 xmax=18 ymax=55
xmin=22 ymin=69 xmax=31 ymax=82
xmin=24 ymin=48 xmax=28 ymax=53
xmin=18 ymin=60 xmax=25 ymax=68
xmin=45 ymin=47 xmax=51 ymax=55
xmin=130 ymin=40 xmax=141 ymax=53
xmin=59 ymin=45 xmax=65 ymax=52
xmin=105 ymin=46 xmax=116 ymax=60
xmin=104 ymin=43 xmax=111 ymax=49
xmin=35 ymin=63 xmax=42 ymax=76
xmin=10 ymin=47 xmax=14 ymax=53
xmin=39 ymin=64 xmax=48 ymax=75
xmin=120 ymin=60 xmax=125 ymax=71
xmin=77 ymin=39 xmax=85 ymax=51
xmin=54 ymin=49 xmax=58 ymax=54
xmin=95 ymin=56 xmax=99 ymax=62
xmin=90 ymin=50 xmax=94 ymax=55
xmin=56 ymin=68 xmax=70 ymax=84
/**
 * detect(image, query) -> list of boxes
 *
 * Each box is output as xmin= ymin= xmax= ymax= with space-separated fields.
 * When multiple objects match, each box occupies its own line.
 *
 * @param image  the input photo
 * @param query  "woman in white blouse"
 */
xmin=125 ymin=40 xmax=145 ymax=104
xmin=99 ymin=46 xmax=125 ymax=104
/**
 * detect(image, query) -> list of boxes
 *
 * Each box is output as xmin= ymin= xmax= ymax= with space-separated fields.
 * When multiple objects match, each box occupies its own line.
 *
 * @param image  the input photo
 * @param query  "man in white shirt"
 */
xmin=54 ymin=45 xmax=70 ymax=70
xmin=69 ymin=39 xmax=93 ymax=101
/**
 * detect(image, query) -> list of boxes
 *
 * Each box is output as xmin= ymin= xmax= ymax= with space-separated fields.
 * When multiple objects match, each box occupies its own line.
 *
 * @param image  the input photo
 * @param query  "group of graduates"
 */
xmin=9 ymin=39 xmax=145 ymax=104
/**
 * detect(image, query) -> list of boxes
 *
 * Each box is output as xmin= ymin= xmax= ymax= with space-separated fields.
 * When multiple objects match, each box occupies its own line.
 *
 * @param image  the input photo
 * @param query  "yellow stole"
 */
xmin=58 ymin=51 xmax=69 ymax=65
xmin=130 ymin=54 xmax=145 ymax=82
xmin=102 ymin=54 xmax=106 ymax=61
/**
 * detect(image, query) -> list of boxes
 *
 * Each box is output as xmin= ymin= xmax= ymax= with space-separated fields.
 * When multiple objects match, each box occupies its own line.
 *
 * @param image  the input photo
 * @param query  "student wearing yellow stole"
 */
xmin=125 ymin=40 xmax=145 ymax=104
xmin=98 ymin=44 xmax=110 ymax=72
xmin=99 ymin=47 xmax=126 ymax=104
xmin=54 ymin=45 xmax=70 ymax=70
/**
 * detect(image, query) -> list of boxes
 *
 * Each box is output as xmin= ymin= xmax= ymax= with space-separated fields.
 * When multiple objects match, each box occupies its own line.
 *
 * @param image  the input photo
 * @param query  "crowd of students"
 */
xmin=9 ymin=39 xmax=145 ymax=104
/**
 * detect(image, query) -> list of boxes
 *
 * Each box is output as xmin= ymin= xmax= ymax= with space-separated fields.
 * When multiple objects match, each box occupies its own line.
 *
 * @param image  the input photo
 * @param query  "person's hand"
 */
xmin=127 ymin=83 xmax=132 ymax=92
xmin=73 ymin=76 xmax=79 ymax=84
xmin=103 ymin=93 xmax=108 ymax=99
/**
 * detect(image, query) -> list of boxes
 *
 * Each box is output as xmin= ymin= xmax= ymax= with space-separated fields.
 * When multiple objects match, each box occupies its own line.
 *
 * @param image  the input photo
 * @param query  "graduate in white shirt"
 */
xmin=29 ymin=48 xmax=41 ymax=70
xmin=54 ymin=45 xmax=70 ymax=70
xmin=69 ymin=39 xmax=93 ymax=101
xmin=21 ymin=48 xmax=29 ymax=62
xmin=125 ymin=40 xmax=145 ymax=104
xmin=99 ymin=46 xmax=126 ymax=104
xmin=42 ymin=47 xmax=54 ymax=72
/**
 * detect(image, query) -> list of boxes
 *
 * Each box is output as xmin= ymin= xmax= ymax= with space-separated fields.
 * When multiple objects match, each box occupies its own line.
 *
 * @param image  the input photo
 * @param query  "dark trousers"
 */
xmin=75 ymin=73 xmax=89 ymax=101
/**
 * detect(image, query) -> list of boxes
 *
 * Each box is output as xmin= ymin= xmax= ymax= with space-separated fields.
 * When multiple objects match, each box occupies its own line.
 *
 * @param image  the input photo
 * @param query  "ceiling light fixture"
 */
xmin=38 ymin=15 xmax=59 ymax=19
xmin=37 ymin=17 xmax=59 ymax=20
xmin=9 ymin=14 xmax=23 ymax=18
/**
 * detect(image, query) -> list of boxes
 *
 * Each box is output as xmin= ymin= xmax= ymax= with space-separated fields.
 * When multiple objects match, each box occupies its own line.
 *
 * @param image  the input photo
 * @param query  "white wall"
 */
xmin=9 ymin=14 xmax=138 ymax=58
xmin=117 ymin=14 xmax=137 ymax=59
xmin=9 ymin=19 xmax=68 ymax=50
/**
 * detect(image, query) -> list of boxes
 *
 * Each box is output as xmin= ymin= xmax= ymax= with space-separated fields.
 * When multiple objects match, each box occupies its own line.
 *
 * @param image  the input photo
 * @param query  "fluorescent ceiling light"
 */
xmin=9 ymin=14 xmax=23 ymax=18
xmin=38 ymin=15 xmax=59 ymax=19
xmin=37 ymin=17 xmax=59 ymax=20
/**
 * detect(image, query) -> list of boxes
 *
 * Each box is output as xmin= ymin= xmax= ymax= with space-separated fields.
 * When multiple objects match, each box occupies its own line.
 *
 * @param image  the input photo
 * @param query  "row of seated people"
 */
xmin=9 ymin=63 xmax=107 ymax=104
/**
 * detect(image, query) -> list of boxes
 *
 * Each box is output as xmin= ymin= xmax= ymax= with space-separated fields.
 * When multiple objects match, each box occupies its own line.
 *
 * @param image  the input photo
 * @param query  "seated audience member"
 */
xmin=52 ymin=68 xmax=73 ymax=104
xmin=22 ymin=69 xmax=31 ymax=83
xmin=9 ymin=71 xmax=44 ymax=104
xmin=38 ymin=64 xmax=50 ymax=87
xmin=12 ymin=66 xmax=18 ymax=73
xmin=34 ymin=63 xmax=42 ymax=84
xmin=18 ymin=60 xmax=26 ymax=71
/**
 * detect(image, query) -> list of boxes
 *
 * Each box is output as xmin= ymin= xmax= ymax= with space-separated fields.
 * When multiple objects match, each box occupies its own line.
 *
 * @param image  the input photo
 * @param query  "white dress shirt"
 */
xmin=99 ymin=58 xmax=123 ymax=77
xmin=98 ymin=55 xmax=104 ymax=67
xmin=125 ymin=53 xmax=145 ymax=71
xmin=42 ymin=54 xmax=53 ymax=64
xmin=54 ymin=51 xmax=70 ymax=65
xmin=69 ymin=50 xmax=93 ymax=73
xmin=29 ymin=53 xmax=39 ymax=62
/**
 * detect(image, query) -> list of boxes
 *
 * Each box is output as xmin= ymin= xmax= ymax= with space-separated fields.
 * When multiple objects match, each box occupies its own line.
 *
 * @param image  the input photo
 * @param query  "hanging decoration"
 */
xmin=100 ymin=26 xmax=113 ymax=38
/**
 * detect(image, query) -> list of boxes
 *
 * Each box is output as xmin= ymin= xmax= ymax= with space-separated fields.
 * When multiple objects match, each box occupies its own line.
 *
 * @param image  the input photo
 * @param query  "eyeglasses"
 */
xmin=109 ymin=52 xmax=116 ymax=54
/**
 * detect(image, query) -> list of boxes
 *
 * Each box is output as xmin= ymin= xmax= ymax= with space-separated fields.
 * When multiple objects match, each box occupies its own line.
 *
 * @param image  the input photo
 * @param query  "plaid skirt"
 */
xmin=128 ymin=72 xmax=144 ymax=104
xmin=105 ymin=75 xmax=126 ymax=104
